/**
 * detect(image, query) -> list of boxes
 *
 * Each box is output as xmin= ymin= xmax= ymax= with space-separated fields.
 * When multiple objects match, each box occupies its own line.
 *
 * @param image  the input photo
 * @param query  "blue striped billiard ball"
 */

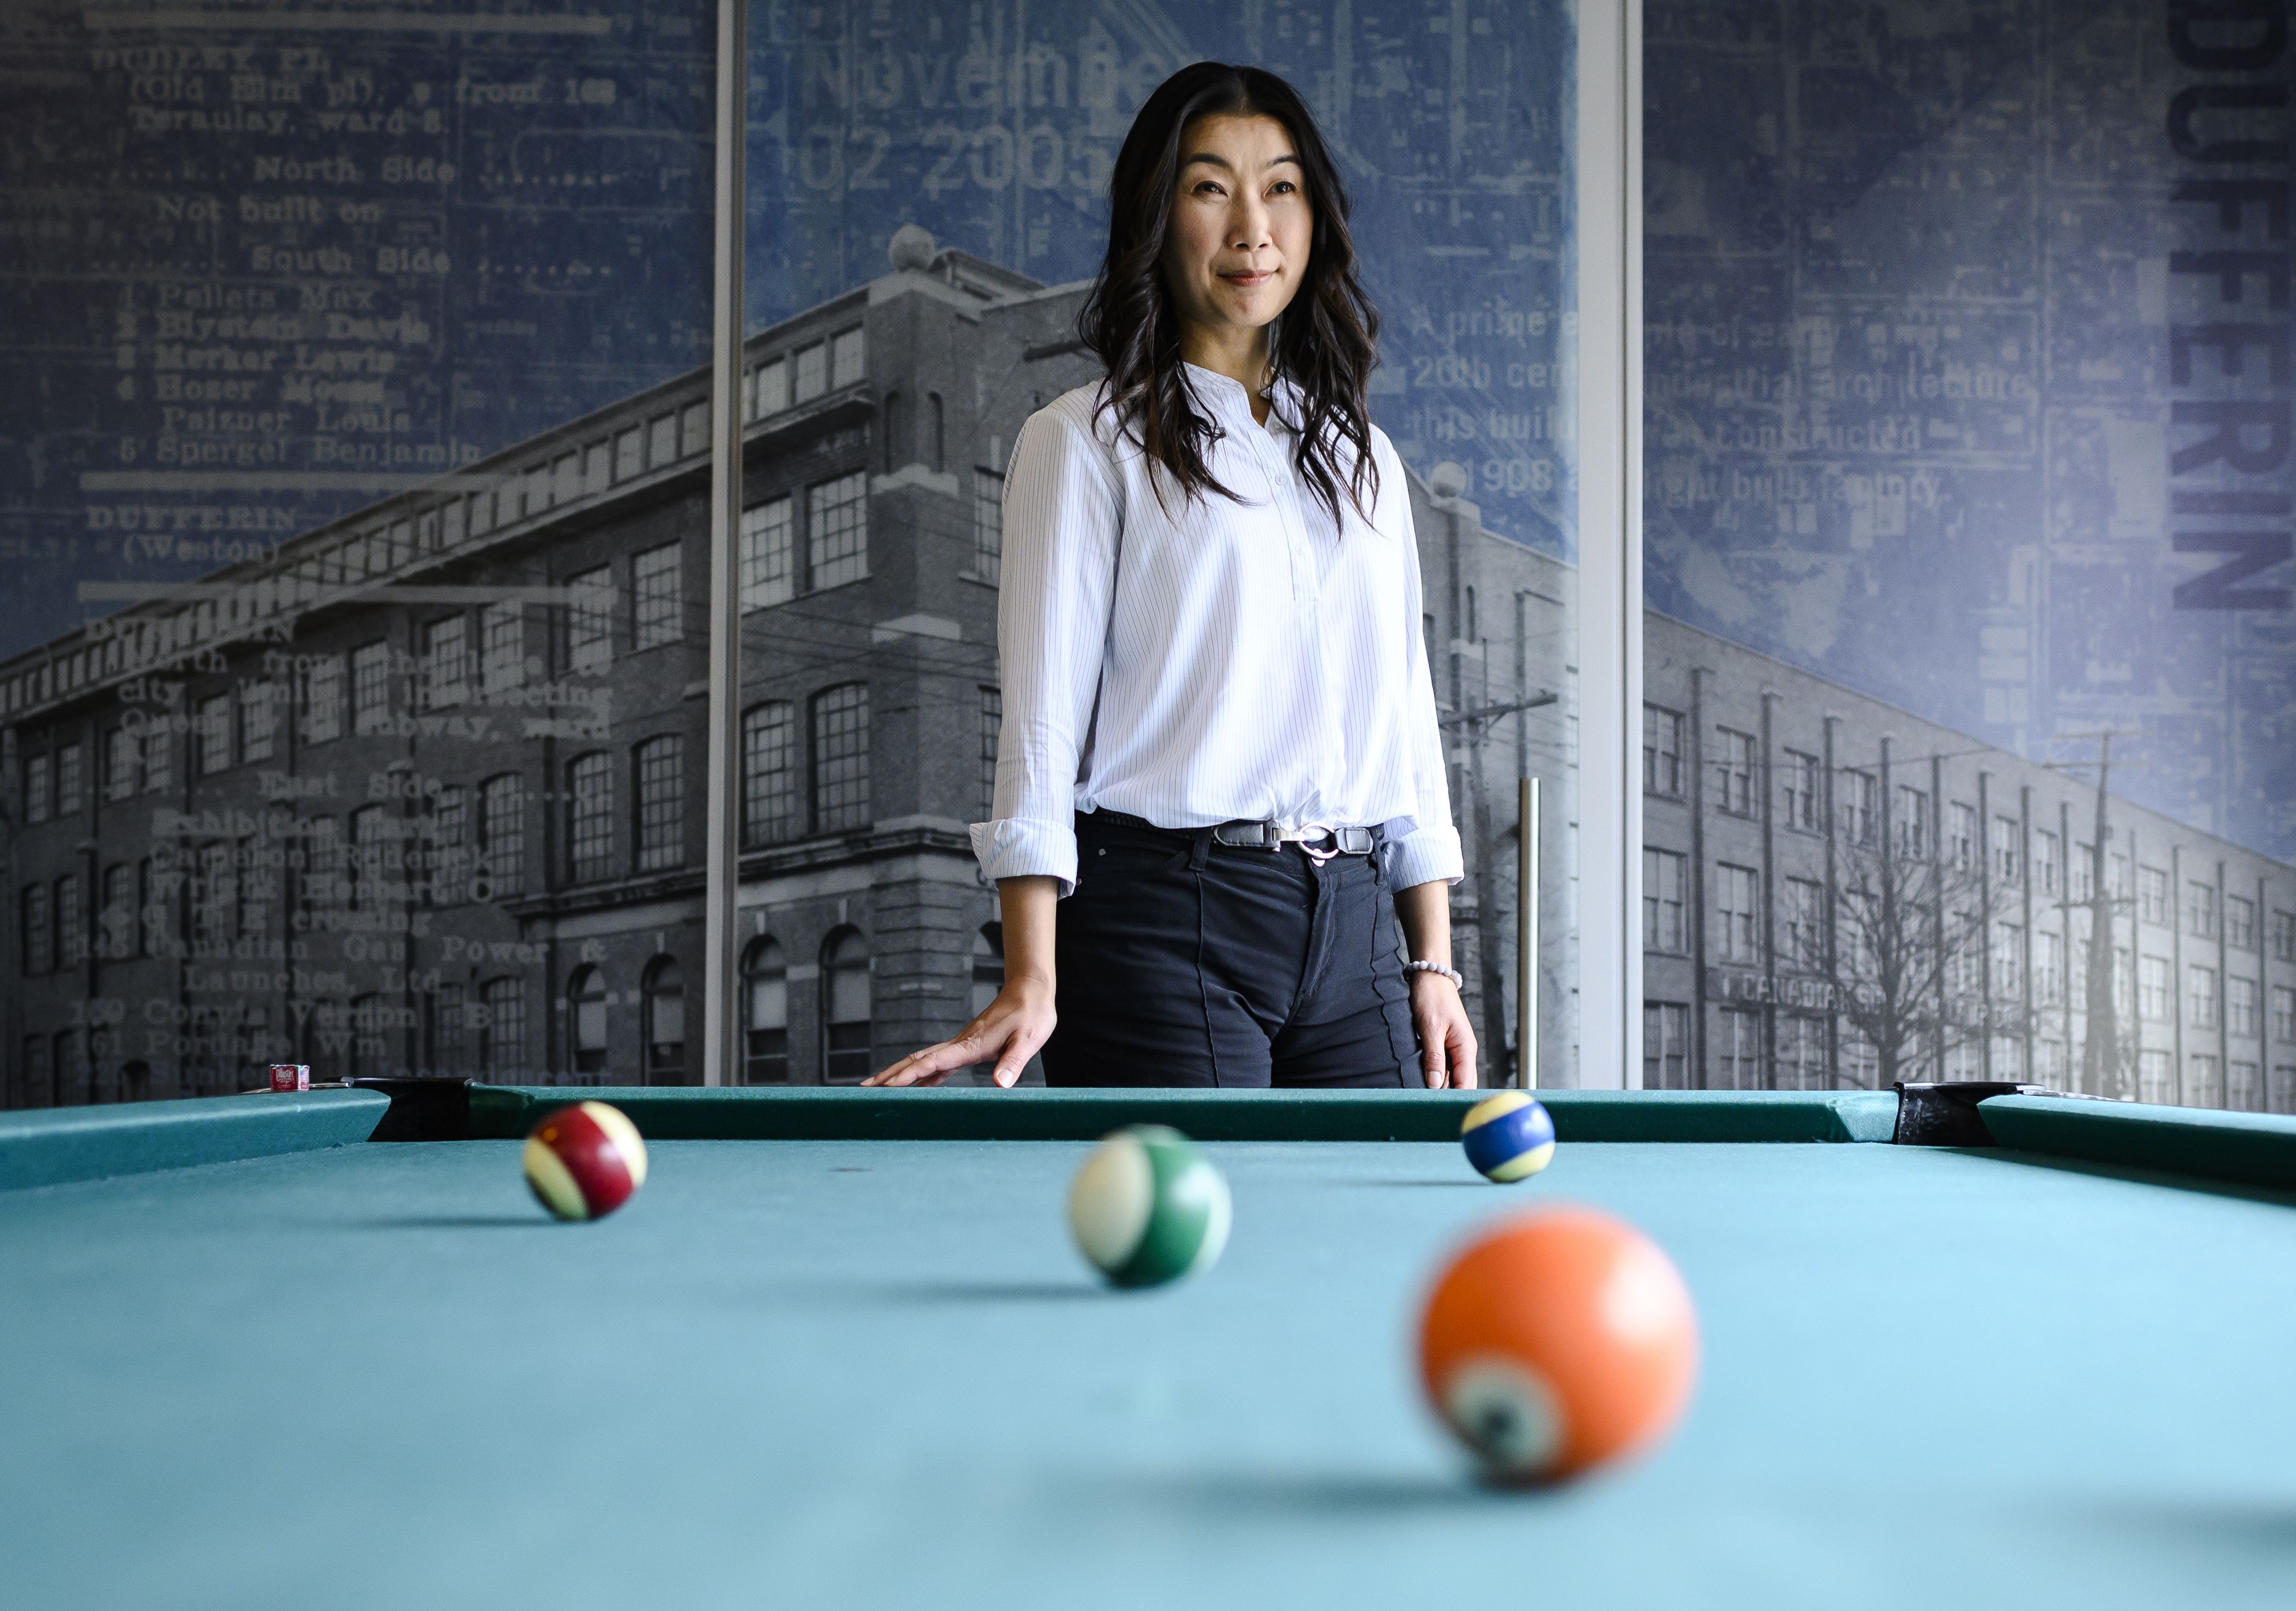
xmin=1460 ymin=1090 xmax=1556 ymax=1183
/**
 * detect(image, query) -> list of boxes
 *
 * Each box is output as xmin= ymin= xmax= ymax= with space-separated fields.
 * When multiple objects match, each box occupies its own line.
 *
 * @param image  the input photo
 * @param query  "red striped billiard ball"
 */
xmin=522 ymin=1101 xmax=649 ymax=1221
xmin=1419 ymin=1206 xmax=1697 ymax=1483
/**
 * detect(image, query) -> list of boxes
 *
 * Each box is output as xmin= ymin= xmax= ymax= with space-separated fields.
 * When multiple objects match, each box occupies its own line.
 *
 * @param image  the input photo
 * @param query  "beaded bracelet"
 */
xmin=1403 ymin=958 xmax=1463 ymax=989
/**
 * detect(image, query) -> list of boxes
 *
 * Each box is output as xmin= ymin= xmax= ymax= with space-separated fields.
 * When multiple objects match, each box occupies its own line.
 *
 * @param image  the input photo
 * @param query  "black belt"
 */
xmin=1089 ymin=808 xmax=1381 ymax=867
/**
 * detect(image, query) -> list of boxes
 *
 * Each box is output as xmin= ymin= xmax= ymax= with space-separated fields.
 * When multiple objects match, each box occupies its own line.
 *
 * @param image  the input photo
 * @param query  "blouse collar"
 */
xmin=1182 ymin=360 xmax=1306 ymax=435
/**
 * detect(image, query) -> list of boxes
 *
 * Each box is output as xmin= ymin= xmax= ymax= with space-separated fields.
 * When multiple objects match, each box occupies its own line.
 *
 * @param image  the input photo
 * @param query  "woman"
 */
xmin=865 ymin=62 xmax=1475 ymax=1091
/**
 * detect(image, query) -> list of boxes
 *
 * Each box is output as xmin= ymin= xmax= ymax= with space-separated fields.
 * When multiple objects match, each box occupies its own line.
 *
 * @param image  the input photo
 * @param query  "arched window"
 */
xmin=568 ymin=965 xmax=609 ymax=1077
xmin=821 ymin=927 xmax=871 ymax=1084
xmin=971 ymin=923 xmax=1004 ymax=1016
xmin=643 ymin=956 xmax=686 ymax=1085
xmin=742 ymin=936 xmax=789 ymax=1085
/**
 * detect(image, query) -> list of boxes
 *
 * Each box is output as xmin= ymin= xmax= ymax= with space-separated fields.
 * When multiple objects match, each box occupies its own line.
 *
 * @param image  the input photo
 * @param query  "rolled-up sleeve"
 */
xmin=1379 ymin=442 xmax=1465 ymax=893
xmin=968 ymin=405 xmax=1122 ymax=900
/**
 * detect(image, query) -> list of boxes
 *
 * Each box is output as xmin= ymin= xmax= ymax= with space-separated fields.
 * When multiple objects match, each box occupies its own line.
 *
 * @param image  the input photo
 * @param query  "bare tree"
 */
xmin=1821 ymin=834 xmax=2012 ymax=1089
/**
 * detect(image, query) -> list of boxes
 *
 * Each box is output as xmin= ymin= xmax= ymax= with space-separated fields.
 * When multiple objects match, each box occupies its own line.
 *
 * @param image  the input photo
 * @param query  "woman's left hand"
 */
xmin=1408 ymin=971 xmax=1477 ymax=1089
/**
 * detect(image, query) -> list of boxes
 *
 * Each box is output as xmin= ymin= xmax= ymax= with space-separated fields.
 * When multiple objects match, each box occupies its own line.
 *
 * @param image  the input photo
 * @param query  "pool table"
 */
xmin=4 ymin=1081 xmax=2295 ymax=1611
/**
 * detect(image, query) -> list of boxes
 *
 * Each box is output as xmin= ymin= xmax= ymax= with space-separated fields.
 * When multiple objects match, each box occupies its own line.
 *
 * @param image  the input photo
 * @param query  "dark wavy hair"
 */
xmin=1077 ymin=62 xmax=1382 ymax=528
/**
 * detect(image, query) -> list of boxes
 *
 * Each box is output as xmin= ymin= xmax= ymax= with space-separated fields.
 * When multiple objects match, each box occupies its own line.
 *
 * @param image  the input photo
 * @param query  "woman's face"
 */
xmin=1159 ymin=112 xmax=1313 ymax=349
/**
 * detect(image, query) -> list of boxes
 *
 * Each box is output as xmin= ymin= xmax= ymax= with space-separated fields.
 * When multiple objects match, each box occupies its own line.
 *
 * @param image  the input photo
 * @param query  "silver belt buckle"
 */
xmin=1296 ymin=821 xmax=1340 ymax=866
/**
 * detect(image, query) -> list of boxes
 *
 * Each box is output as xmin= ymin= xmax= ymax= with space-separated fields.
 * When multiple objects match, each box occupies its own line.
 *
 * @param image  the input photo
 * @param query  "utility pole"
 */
xmin=1443 ymin=690 xmax=1558 ymax=1086
xmin=2052 ymin=730 xmax=2133 ymax=1100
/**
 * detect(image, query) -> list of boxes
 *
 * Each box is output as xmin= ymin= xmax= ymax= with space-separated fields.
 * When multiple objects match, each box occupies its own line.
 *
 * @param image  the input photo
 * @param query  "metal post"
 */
xmin=1519 ymin=775 xmax=1541 ymax=1089
xmin=700 ymin=0 xmax=747 ymax=1088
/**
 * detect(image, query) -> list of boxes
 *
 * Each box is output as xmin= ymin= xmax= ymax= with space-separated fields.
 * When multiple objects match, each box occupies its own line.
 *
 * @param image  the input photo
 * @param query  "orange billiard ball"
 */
xmin=522 ymin=1101 xmax=648 ymax=1221
xmin=1418 ymin=1206 xmax=1697 ymax=1483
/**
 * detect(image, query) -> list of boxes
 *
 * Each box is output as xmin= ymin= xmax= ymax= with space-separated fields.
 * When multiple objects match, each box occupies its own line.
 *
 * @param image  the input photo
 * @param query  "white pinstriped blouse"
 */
xmin=968 ymin=361 xmax=1463 ymax=901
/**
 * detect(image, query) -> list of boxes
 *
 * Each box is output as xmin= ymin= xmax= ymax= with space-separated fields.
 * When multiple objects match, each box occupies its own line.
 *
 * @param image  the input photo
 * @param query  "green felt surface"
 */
xmin=3 ymin=1138 xmax=2294 ymax=1609
xmin=470 ymin=1084 xmax=1901 ymax=1144
xmin=0 ymin=1089 xmax=388 ymax=1192
xmin=1980 ymin=1094 xmax=2296 ymax=1191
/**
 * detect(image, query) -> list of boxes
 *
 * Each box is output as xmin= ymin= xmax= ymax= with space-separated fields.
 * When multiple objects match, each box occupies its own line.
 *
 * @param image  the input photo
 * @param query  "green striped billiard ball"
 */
xmin=1066 ymin=1125 xmax=1231 ymax=1289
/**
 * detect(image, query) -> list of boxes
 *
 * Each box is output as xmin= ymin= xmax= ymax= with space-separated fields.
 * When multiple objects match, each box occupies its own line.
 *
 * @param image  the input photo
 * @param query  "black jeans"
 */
xmin=1039 ymin=808 xmax=1420 ymax=1088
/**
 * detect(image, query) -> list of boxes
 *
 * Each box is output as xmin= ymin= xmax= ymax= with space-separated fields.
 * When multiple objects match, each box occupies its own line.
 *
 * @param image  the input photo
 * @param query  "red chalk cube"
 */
xmin=269 ymin=1064 xmax=311 ymax=1093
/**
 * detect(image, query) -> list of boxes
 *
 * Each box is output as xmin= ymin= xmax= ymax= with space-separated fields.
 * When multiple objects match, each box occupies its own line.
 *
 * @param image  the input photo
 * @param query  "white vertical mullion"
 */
xmin=1574 ymin=0 xmax=1644 ymax=1090
xmin=700 ymin=0 xmax=748 ymax=1088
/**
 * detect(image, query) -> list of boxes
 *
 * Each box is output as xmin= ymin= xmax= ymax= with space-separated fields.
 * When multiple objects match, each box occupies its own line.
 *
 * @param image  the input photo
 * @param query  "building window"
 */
xmin=99 ymin=862 xmax=133 ymax=959
xmin=739 ymin=497 xmax=796 ymax=610
xmin=2138 ymin=954 xmax=2171 ymax=1020
xmin=23 ymin=882 xmax=52 ymax=974
xmin=567 ymin=563 xmax=614 ymax=673
xmin=830 ymin=325 xmax=866 ymax=389
xmin=2189 ymin=964 xmax=2220 ymax=1029
xmin=2229 ymin=974 xmax=2258 ymax=1037
xmin=241 ymin=683 xmax=277 ymax=763
xmin=2230 ymin=1060 xmax=2260 ymax=1111
xmin=480 ymin=603 xmax=523 ymax=695
xmin=196 ymin=692 xmax=233 ymax=776
xmin=2274 ymin=909 xmax=2295 ymax=962
xmin=480 ymin=978 xmax=525 ymax=1078
xmin=1843 ymin=1030 xmax=1881 ymax=1089
xmin=1782 ymin=877 xmax=1825 ymax=970
xmin=648 ymin=414 xmax=674 ymax=468
xmin=24 ymin=1037 xmax=52 ymax=1106
xmin=567 ymin=752 xmax=614 ymax=882
xmin=2186 ymin=881 xmax=2218 ymax=940
xmin=635 ymin=735 xmax=684 ymax=872
xmin=973 ymin=468 xmax=1004 ymax=581
xmin=24 ymin=752 xmax=50 ymax=824
xmin=1775 ymin=1015 xmax=1826 ymax=1090
xmin=821 ymin=928 xmax=871 ymax=1084
xmin=1950 ymin=803 xmax=1978 ymax=871
xmin=2034 ymin=830 xmax=2060 ymax=896
xmin=2139 ymin=865 xmax=2169 ymax=924
xmin=1780 ymin=750 xmax=1820 ymax=832
xmin=643 ymin=956 xmax=686 ymax=1084
xmin=2189 ymin=1053 xmax=2223 ymax=1109
xmin=420 ymin=616 xmax=468 ymax=710
xmin=568 ymin=965 xmax=608 ymax=1077
xmin=1713 ymin=728 xmax=1755 ymax=816
xmin=1715 ymin=863 xmax=1759 ymax=964
xmin=807 ymin=471 xmax=869 ymax=591
xmin=2071 ymin=843 xmax=2095 ymax=901
xmin=105 ymin=727 xmax=138 ymax=801
xmin=756 ymin=355 xmax=788 ymax=415
xmin=2274 ymin=984 xmax=2295 ymax=1042
xmin=811 ymin=682 xmax=870 ymax=833
xmin=2139 ymin=1048 xmax=2175 ymax=1105
xmin=614 ymin=424 xmax=643 ymax=481
xmin=301 ymin=655 xmax=344 ymax=744
xmin=1838 ymin=769 xmax=1877 ymax=846
xmin=140 ymin=731 xmax=173 ymax=795
xmin=1643 ymin=848 xmax=1687 ymax=954
xmin=55 ymin=874 xmax=83 ymax=968
xmin=633 ymin=541 xmax=682 ymax=648
xmin=1993 ymin=816 xmax=2021 ymax=884
xmin=793 ymin=339 xmax=827 ymax=402
xmin=351 ymin=641 xmax=392 ymax=735
xmin=431 ymin=786 xmax=466 ymax=904
xmin=742 ymin=702 xmax=797 ymax=848
xmin=479 ymin=773 xmax=524 ymax=896
xmin=432 ymin=982 xmax=465 ymax=1072
xmin=679 ymin=400 xmax=708 ymax=459
xmin=55 ymin=742 xmax=82 ymax=814
xmin=1992 ymin=922 xmax=2023 ymax=997
xmin=979 ymin=687 xmax=1001 ymax=821
xmin=1643 ymin=1002 xmax=1689 ymax=1089
xmin=1713 ymin=1006 xmax=1763 ymax=1090
xmin=742 ymin=937 xmax=790 ymax=1084
xmin=2036 ymin=929 xmax=2064 ymax=1004
xmin=1895 ymin=786 xmax=1932 ymax=859
xmin=1642 ymin=705 xmax=1683 ymax=797
xmin=2226 ymin=894 xmax=2255 ymax=950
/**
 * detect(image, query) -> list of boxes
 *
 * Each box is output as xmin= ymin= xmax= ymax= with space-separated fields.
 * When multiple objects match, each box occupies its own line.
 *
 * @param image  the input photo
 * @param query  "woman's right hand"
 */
xmin=861 ymin=978 xmax=1056 ymax=1088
